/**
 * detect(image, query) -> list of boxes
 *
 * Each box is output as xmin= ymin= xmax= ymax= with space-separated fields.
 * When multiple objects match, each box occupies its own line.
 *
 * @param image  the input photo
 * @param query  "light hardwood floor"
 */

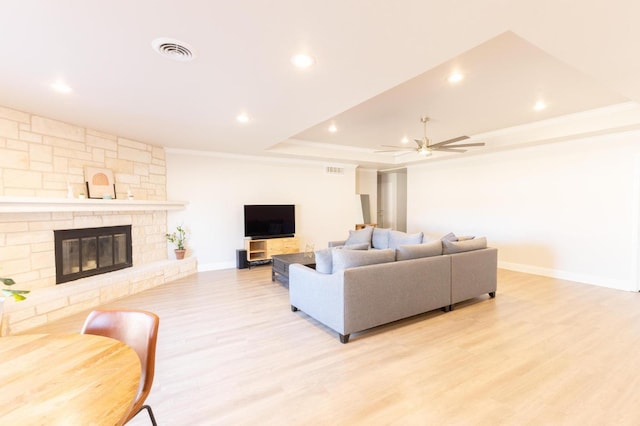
xmin=28 ymin=267 xmax=640 ymax=425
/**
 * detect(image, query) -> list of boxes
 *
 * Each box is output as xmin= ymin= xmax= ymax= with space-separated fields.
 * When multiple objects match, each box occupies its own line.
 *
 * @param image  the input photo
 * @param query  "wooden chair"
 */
xmin=81 ymin=309 xmax=160 ymax=425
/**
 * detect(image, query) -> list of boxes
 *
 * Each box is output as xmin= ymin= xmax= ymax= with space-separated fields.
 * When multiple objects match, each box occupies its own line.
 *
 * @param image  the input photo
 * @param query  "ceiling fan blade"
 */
xmin=429 ymin=135 xmax=470 ymax=148
xmin=429 ymin=137 xmax=470 ymax=148
xmin=414 ymin=139 xmax=424 ymax=148
xmin=432 ymin=147 xmax=468 ymax=153
xmin=437 ymin=142 xmax=485 ymax=148
xmin=380 ymin=145 xmax=415 ymax=150
xmin=375 ymin=149 xmax=409 ymax=153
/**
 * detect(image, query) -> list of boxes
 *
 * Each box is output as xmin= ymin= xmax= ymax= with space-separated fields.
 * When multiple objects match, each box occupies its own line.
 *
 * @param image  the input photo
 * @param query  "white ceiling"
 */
xmin=1 ymin=1 xmax=640 ymax=168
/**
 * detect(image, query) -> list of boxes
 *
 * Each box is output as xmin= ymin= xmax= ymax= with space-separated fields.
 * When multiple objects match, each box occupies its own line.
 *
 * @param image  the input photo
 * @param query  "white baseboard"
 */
xmin=498 ymin=261 xmax=634 ymax=292
xmin=197 ymin=261 xmax=237 ymax=272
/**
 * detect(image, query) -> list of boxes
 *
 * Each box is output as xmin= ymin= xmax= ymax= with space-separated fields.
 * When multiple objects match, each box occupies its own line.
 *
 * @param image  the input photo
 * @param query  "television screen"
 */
xmin=244 ymin=204 xmax=295 ymax=238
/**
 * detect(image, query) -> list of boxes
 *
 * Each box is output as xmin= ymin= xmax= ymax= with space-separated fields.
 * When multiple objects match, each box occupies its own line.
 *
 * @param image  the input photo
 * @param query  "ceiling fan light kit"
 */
xmin=376 ymin=116 xmax=485 ymax=157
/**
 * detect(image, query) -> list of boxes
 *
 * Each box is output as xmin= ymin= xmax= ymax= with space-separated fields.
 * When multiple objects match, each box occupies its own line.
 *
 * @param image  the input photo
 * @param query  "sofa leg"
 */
xmin=441 ymin=305 xmax=450 ymax=313
xmin=489 ymin=292 xmax=496 ymax=298
xmin=449 ymin=304 xmax=454 ymax=311
xmin=339 ymin=334 xmax=350 ymax=344
xmin=291 ymin=305 xmax=298 ymax=312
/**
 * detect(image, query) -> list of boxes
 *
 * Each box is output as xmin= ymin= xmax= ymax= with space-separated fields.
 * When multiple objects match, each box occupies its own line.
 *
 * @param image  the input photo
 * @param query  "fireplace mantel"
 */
xmin=0 ymin=196 xmax=187 ymax=213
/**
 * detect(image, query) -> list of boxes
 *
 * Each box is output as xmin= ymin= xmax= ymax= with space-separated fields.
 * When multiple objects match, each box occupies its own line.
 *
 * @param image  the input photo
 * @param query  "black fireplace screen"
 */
xmin=54 ymin=225 xmax=132 ymax=284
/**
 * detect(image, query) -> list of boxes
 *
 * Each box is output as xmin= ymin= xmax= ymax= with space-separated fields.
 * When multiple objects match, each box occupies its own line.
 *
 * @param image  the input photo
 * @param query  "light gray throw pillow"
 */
xmin=344 ymin=226 xmax=374 ymax=247
xmin=314 ymin=243 xmax=370 ymax=274
xmin=396 ymin=240 xmax=443 ymax=261
xmin=442 ymin=237 xmax=487 ymax=254
xmin=372 ymin=228 xmax=391 ymax=249
xmin=331 ymin=248 xmax=395 ymax=273
xmin=388 ymin=230 xmax=423 ymax=250
xmin=441 ymin=232 xmax=458 ymax=242
xmin=314 ymin=248 xmax=333 ymax=274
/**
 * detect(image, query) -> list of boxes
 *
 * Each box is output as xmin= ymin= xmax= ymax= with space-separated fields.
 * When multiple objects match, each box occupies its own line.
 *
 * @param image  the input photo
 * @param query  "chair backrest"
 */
xmin=81 ymin=309 xmax=159 ymax=419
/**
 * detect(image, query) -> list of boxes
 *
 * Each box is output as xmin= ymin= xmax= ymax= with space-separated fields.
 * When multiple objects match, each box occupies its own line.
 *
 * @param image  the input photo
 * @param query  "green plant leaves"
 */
xmin=1 ymin=277 xmax=29 ymax=301
xmin=1 ymin=278 xmax=16 ymax=286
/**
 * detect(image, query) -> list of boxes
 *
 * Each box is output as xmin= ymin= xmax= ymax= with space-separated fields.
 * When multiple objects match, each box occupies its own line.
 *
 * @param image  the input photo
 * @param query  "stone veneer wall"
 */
xmin=0 ymin=105 xmax=166 ymax=199
xmin=0 ymin=105 xmax=197 ymax=335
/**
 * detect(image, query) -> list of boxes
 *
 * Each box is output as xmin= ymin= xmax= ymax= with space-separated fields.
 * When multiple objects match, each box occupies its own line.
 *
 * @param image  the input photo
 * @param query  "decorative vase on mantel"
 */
xmin=174 ymin=249 xmax=186 ymax=260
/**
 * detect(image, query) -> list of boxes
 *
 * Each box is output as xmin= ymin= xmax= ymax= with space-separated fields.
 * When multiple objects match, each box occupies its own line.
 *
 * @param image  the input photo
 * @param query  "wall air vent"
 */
xmin=325 ymin=166 xmax=345 ymax=175
xmin=151 ymin=37 xmax=197 ymax=62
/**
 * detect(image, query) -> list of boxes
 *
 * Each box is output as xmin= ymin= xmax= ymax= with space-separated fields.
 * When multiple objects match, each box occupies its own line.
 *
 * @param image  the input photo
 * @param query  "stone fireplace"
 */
xmin=0 ymin=200 xmax=197 ymax=335
xmin=0 ymin=105 xmax=197 ymax=335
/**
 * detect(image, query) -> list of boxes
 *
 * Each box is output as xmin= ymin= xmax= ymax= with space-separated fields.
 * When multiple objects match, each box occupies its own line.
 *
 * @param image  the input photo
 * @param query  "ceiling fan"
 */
xmin=377 ymin=116 xmax=485 ymax=156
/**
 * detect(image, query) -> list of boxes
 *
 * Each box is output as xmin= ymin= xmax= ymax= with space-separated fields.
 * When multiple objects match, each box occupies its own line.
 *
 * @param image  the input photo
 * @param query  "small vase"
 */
xmin=174 ymin=249 xmax=186 ymax=260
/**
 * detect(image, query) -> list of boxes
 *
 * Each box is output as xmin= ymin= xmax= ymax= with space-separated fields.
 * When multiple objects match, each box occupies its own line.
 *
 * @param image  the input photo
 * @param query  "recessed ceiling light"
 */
xmin=291 ymin=54 xmax=315 ymax=69
xmin=448 ymin=71 xmax=464 ymax=84
xmin=328 ymin=123 xmax=337 ymax=133
xmin=236 ymin=113 xmax=250 ymax=123
xmin=401 ymin=136 xmax=409 ymax=144
xmin=51 ymin=81 xmax=72 ymax=94
xmin=533 ymin=100 xmax=547 ymax=111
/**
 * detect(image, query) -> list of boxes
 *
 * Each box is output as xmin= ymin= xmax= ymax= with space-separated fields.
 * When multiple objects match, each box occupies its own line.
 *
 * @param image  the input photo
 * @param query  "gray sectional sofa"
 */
xmin=289 ymin=227 xmax=497 ymax=343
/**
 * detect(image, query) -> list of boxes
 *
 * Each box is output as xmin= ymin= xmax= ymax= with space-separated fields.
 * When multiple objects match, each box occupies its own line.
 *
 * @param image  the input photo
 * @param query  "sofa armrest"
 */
xmin=328 ymin=240 xmax=346 ymax=248
xmin=450 ymin=247 xmax=498 ymax=304
xmin=289 ymin=264 xmax=346 ymax=334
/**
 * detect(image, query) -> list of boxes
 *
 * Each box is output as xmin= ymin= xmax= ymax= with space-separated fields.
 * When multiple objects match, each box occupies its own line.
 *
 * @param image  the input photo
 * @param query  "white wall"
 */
xmin=166 ymin=152 xmax=356 ymax=270
xmin=407 ymin=130 xmax=640 ymax=291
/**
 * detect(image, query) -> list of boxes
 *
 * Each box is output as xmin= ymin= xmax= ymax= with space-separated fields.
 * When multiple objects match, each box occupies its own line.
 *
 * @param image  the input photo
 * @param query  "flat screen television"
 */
xmin=244 ymin=204 xmax=295 ymax=239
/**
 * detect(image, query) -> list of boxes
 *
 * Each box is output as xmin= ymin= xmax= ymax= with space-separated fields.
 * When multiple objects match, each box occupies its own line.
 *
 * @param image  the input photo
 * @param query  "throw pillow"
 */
xmin=314 ymin=244 xmax=370 ymax=274
xmin=441 ymin=232 xmax=458 ymax=242
xmin=372 ymin=228 xmax=391 ymax=249
xmin=331 ymin=248 xmax=395 ymax=273
xmin=314 ymin=248 xmax=333 ymax=274
xmin=442 ymin=237 xmax=487 ymax=254
xmin=344 ymin=226 xmax=374 ymax=247
xmin=388 ymin=230 xmax=423 ymax=250
xmin=396 ymin=240 xmax=443 ymax=261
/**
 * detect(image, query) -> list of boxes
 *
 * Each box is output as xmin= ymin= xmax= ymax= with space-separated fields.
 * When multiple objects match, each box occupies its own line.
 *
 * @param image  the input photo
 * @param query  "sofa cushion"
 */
xmin=388 ymin=230 xmax=423 ymax=249
xmin=442 ymin=237 xmax=487 ymax=254
xmin=344 ymin=226 xmax=374 ymax=247
xmin=315 ymin=244 xmax=370 ymax=274
xmin=457 ymin=235 xmax=475 ymax=241
xmin=396 ymin=240 xmax=443 ymax=261
xmin=331 ymin=248 xmax=395 ymax=273
xmin=343 ymin=242 xmax=370 ymax=250
xmin=372 ymin=228 xmax=391 ymax=249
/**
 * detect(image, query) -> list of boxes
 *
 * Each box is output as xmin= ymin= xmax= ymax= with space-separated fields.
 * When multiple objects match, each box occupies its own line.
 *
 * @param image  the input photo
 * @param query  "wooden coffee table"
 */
xmin=271 ymin=252 xmax=315 ymax=286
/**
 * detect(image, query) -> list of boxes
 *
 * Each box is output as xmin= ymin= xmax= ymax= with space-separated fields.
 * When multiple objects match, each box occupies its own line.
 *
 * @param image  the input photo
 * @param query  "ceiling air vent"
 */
xmin=151 ymin=37 xmax=197 ymax=62
xmin=325 ymin=166 xmax=345 ymax=175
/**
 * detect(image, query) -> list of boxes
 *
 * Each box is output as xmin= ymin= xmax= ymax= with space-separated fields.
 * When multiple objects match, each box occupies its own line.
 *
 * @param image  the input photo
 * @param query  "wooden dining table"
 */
xmin=0 ymin=333 xmax=141 ymax=425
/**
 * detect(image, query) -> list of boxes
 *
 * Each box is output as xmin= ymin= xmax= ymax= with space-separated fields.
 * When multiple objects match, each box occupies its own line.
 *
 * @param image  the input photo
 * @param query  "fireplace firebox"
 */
xmin=54 ymin=225 xmax=132 ymax=284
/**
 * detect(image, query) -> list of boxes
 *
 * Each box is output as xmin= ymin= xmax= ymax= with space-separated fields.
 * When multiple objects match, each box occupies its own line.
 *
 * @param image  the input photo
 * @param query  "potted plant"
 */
xmin=166 ymin=225 xmax=188 ymax=260
xmin=1 ymin=277 xmax=29 ymax=301
xmin=0 ymin=277 xmax=29 ymax=335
